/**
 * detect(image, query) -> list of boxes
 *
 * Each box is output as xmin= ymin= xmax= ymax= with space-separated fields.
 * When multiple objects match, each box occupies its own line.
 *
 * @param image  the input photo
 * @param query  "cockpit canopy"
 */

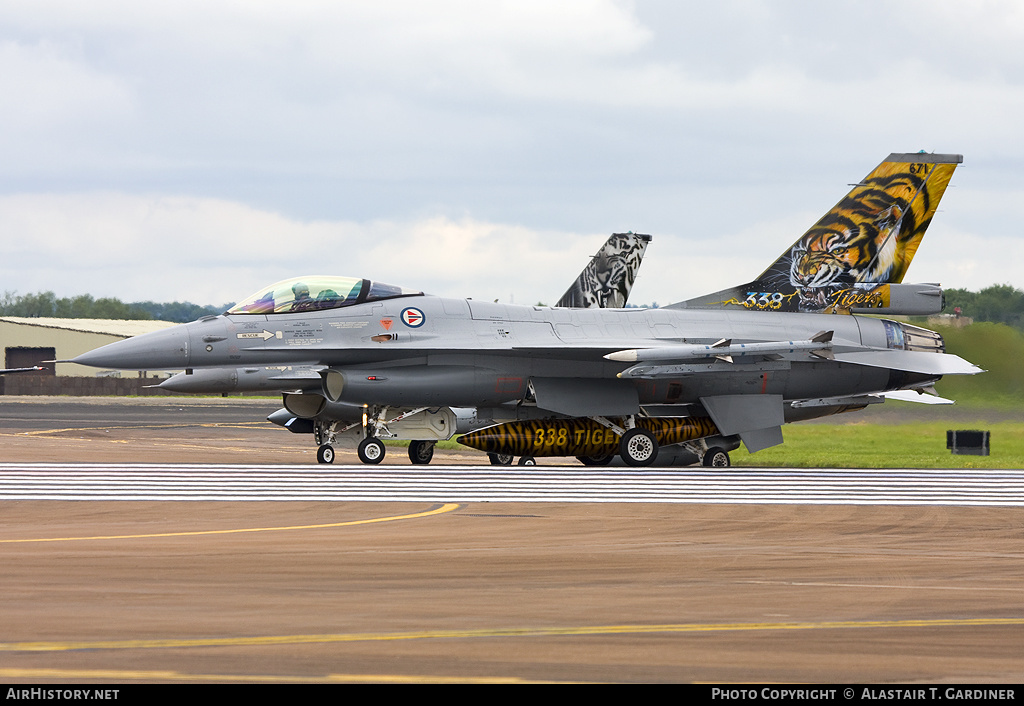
xmin=227 ymin=276 xmax=423 ymax=315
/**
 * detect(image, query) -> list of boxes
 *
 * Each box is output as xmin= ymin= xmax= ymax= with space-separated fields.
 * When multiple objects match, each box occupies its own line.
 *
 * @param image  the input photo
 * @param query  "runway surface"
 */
xmin=1 ymin=397 xmax=1023 ymax=683
xmin=3 ymin=463 xmax=1024 ymax=505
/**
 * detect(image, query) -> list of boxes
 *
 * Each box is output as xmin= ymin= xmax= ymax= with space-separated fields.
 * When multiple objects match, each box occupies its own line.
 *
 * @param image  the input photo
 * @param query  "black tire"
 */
xmin=357 ymin=437 xmax=386 ymax=465
xmin=619 ymin=428 xmax=659 ymax=467
xmin=702 ymin=447 xmax=730 ymax=467
xmin=488 ymin=452 xmax=514 ymax=466
xmin=576 ymin=454 xmax=614 ymax=466
xmin=316 ymin=444 xmax=335 ymax=464
xmin=408 ymin=440 xmax=435 ymax=465
xmin=517 ymin=456 xmax=537 ymax=466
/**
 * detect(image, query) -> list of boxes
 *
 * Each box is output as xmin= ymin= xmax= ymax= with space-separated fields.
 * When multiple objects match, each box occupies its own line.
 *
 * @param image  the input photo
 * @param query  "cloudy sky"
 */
xmin=2 ymin=1 xmax=1022 ymax=308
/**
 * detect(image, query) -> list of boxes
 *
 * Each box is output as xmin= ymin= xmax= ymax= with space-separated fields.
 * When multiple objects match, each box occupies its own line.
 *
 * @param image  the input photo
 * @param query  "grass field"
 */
xmin=732 ymin=421 xmax=1024 ymax=469
xmin=419 ymin=411 xmax=1024 ymax=469
xmin=930 ymin=322 xmax=1024 ymax=408
xmin=404 ymin=417 xmax=1023 ymax=469
xmin=726 ymin=322 xmax=1024 ymax=468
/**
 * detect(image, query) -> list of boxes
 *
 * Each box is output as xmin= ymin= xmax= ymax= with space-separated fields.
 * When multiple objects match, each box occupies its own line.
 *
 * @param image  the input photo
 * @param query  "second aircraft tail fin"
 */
xmin=557 ymin=232 xmax=652 ymax=309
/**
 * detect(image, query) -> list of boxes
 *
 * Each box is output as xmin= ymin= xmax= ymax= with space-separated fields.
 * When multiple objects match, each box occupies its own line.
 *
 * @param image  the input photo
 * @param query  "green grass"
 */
xmin=724 ymin=321 xmax=1021 ymax=468
xmin=377 ymin=424 xmax=1024 ymax=468
xmin=932 ymin=322 xmax=1024 ymax=408
xmin=733 ymin=421 xmax=1024 ymax=469
xmin=380 ymin=423 xmax=1024 ymax=468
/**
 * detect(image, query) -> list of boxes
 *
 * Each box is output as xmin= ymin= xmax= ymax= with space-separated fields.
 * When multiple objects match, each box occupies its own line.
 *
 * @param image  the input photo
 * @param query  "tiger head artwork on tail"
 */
xmin=556 ymin=232 xmax=652 ymax=309
xmin=673 ymin=153 xmax=961 ymax=314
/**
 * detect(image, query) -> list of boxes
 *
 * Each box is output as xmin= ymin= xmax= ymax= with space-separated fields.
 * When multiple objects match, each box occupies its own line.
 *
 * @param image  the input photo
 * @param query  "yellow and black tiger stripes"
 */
xmin=457 ymin=417 xmax=721 ymax=458
xmin=683 ymin=153 xmax=961 ymax=314
xmin=783 ymin=159 xmax=958 ymax=294
xmin=754 ymin=154 xmax=961 ymax=312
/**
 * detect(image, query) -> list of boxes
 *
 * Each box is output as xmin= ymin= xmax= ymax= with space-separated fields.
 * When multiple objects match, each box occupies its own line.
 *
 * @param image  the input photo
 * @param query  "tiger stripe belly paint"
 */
xmin=457 ymin=417 xmax=719 ymax=458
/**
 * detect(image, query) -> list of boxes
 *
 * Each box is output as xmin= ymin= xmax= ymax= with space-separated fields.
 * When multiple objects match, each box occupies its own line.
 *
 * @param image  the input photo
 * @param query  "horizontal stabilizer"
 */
xmin=833 ymin=350 xmax=983 ymax=376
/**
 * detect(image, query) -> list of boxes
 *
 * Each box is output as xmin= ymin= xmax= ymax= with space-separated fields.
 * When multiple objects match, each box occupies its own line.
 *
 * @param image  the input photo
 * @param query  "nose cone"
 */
xmin=73 ymin=325 xmax=191 ymax=370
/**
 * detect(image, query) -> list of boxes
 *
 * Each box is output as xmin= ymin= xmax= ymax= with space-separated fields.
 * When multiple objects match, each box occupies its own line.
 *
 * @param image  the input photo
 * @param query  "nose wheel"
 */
xmin=316 ymin=444 xmax=335 ymax=464
xmin=357 ymin=437 xmax=386 ymax=464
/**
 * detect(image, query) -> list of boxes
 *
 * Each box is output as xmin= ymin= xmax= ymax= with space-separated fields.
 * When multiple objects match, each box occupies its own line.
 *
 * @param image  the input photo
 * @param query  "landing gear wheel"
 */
xmin=357 ymin=437 xmax=386 ymax=465
xmin=488 ymin=452 xmax=514 ymax=466
xmin=316 ymin=444 xmax=335 ymax=464
xmin=619 ymin=428 xmax=659 ymax=467
xmin=576 ymin=454 xmax=614 ymax=466
xmin=702 ymin=447 xmax=731 ymax=467
xmin=408 ymin=440 xmax=435 ymax=465
xmin=517 ymin=456 xmax=537 ymax=466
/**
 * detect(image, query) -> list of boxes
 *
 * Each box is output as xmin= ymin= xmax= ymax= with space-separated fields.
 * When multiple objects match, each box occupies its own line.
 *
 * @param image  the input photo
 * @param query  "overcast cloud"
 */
xmin=1 ymin=1 xmax=1022 ymax=307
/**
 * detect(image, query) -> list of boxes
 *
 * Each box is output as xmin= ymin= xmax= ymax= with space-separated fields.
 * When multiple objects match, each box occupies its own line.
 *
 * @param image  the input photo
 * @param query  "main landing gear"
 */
xmin=408 ymin=440 xmax=435 ymax=465
xmin=701 ymin=446 xmax=731 ymax=467
xmin=618 ymin=427 xmax=659 ymax=467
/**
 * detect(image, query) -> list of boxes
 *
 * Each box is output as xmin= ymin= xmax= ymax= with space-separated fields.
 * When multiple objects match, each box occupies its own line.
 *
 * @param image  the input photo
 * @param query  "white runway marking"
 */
xmin=1 ymin=463 xmax=1023 ymax=505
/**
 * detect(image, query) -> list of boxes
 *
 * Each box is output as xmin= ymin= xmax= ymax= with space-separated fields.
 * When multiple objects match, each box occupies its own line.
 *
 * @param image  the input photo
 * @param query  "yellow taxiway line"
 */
xmin=3 ymin=617 xmax=1023 ymax=653
xmin=0 ymin=503 xmax=460 ymax=543
xmin=0 ymin=668 xmax=533 ymax=684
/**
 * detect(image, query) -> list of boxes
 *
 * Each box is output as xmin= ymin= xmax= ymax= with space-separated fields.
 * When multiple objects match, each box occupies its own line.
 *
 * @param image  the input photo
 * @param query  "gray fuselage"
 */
xmin=73 ymin=295 xmax=934 ymax=412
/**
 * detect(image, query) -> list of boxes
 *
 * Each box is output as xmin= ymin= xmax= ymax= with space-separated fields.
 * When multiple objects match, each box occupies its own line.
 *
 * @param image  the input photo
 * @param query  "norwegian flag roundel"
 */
xmin=400 ymin=307 xmax=425 ymax=328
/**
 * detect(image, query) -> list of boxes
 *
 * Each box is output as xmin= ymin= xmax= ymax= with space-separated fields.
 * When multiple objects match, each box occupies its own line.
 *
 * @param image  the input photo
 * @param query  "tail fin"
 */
xmin=557 ymin=232 xmax=652 ymax=308
xmin=675 ymin=153 xmax=961 ymax=313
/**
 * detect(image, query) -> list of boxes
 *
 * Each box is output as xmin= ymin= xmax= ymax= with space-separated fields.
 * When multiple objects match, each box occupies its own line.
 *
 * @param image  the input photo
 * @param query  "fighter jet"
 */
xmin=154 ymin=231 xmax=652 ymax=396
xmin=150 ymin=232 xmax=653 ymax=465
xmin=73 ymin=153 xmax=980 ymax=467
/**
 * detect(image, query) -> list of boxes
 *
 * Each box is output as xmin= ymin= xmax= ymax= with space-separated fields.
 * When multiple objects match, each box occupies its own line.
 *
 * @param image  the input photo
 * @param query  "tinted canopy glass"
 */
xmin=227 ymin=276 xmax=422 ymax=314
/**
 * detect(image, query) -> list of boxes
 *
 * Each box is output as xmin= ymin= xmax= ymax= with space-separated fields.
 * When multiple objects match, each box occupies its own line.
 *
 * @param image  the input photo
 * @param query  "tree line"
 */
xmin=942 ymin=284 xmax=1024 ymax=330
xmin=0 ymin=291 xmax=228 ymax=323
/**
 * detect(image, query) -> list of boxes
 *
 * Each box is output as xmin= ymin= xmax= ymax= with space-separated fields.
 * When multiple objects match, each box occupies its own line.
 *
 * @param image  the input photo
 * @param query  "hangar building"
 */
xmin=1 ymin=317 xmax=179 ymax=395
